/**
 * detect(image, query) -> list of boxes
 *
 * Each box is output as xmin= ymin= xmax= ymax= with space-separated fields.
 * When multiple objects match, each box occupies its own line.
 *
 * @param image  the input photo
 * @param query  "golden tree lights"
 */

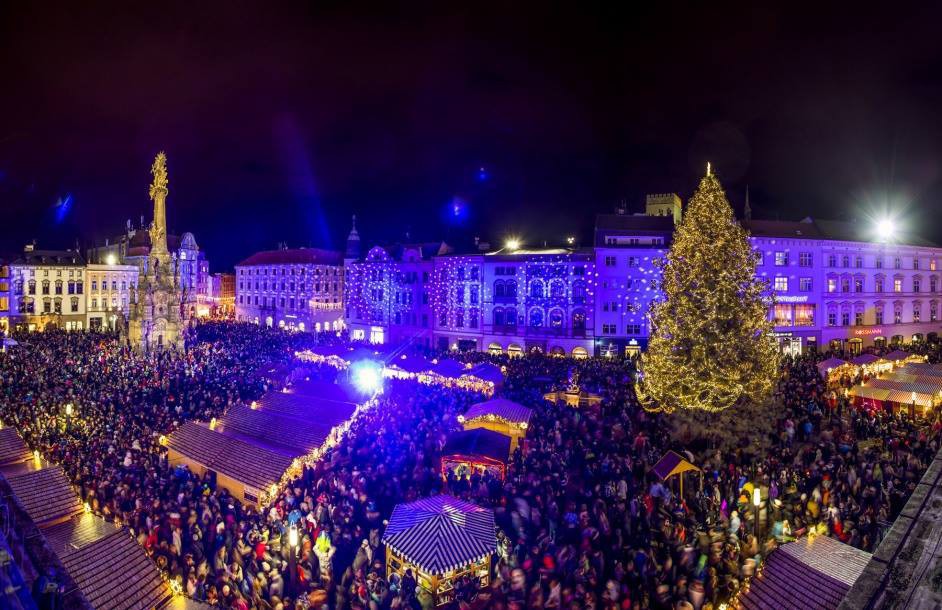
xmin=638 ymin=167 xmax=779 ymax=413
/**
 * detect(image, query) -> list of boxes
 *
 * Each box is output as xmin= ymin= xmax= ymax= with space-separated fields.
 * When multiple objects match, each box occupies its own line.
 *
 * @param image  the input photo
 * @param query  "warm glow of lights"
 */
xmin=251 ymin=400 xmax=258 ymax=409
xmin=84 ymin=501 xmax=91 ymax=513
xmin=876 ymin=217 xmax=897 ymax=242
xmin=351 ymin=361 xmax=383 ymax=395
xmin=33 ymin=450 xmax=40 ymax=464
xmin=209 ymin=417 xmax=217 ymax=429
xmin=289 ymin=524 xmax=299 ymax=548
xmin=65 ymin=403 xmax=73 ymax=417
xmin=505 ymin=238 xmax=520 ymax=251
xmin=456 ymin=414 xmax=465 ymax=423
xmin=566 ymin=236 xmax=575 ymax=245
xmin=105 ymin=253 xmax=117 ymax=266
xmin=753 ymin=487 xmax=761 ymax=507
xmin=158 ymin=435 xmax=168 ymax=446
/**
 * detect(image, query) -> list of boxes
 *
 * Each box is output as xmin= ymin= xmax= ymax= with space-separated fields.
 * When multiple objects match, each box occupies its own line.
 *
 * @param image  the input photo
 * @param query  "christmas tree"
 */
xmin=639 ymin=166 xmax=779 ymax=426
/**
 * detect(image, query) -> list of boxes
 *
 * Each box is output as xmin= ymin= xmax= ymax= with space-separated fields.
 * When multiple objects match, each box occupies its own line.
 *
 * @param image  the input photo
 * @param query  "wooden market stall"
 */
xmin=441 ymin=428 xmax=512 ymax=481
xmin=384 ymin=353 xmax=433 ymax=379
xmin=652 ymin=451 xmax=703 ymax=498
xmin=543 ymin=384 xmax=603 ymax=407
xmin=850 ymin=353 xmax=892 ymax=376
xmin=383 ymin=495 xmax=497 ymax=607
xmin=884 ymin=350 xmax=928 ymax=368
xmin=816 ymin=357 xmax=855 ymax=384
xmin=458 ymin=398 xmax=532 ymax=452
xmin=848 ymin=362 xmax=942 ymax=416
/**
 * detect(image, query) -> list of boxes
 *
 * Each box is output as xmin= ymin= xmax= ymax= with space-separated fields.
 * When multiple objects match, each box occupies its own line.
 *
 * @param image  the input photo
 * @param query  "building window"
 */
xmin=828 ymin=254 xmax=837 ymax=267
xmin=933 ymin=277 xmax=939 ymax=293
xmin=894 ymin=278 xmax=903 ymax=293
xmin=840 ymin=278 xmax=850 ymax=293
xmin=914 ymin=279 xmax=921 ymax=293
xmin=773 ymin=277 xmax=788 ymax=291
xmin=799 ymin=277 xmax=812 ymax=292
xmin=876 ymin=257 xmax=883 ymax=269
xmin=913 ymin=305 xmax=921 ymax=322
xmin=842 ymin=255 xmax=849 ymax=268
xmin=894 ymin=307 xmax=903 ymax=324
xmin=604 ymin=256 xmax=616 ymax=267
xmin=914 ymin=258 xmax=920 ymax=270
xmin=55 ymin=280 xmax=62 ymax=295
xmin=70 ymin=297 xmax=79 ymax=313
xmin=841 ymin=311 xmax=850 ymax=326
xmin=828 ymin=278 xmax=837 ymax=293
xmin=855 ymin=311 xmax=864 ymax=326
xmin=828 ymin=311 xmax=837 ymax=326
xmin=854 ymin=277 xmax=863 ymax=293
xmin=42 ymin=280 xmax=50 ymax=295
xmin=795 ymin=304 xmax=815 ymax=326
xmin=855 ymin=256 xmax=863 ymax=268
xmin=773 ymin=304 xmax=792 ymax=326
xmin=455 ymin=311 xmax=464 ymax=328
xmin=799 ymin=252 xmax=812 ymax=267
xmin=875 ymin=277 xmax=884 ymax=293
xmin=28 ymin=280 xmax=35 ymax=295
xmin=602 ymin=323 xmax=616 ymax=334
xmin=875 ymin=309 xmax=884 ymax=325
xmin=627 ymin=257 xmax=639 ymax=267
xmin=774 ymin=252 xmax=788 ymax=266
xmin=895 ymin=257 xmax=902 ymax=269
xmin=932 ymin=303 xmax=938 ymax=322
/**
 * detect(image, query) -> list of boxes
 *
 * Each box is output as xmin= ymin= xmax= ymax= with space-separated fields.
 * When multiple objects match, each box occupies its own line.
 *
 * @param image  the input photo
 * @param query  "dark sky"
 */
xmin=4 ymin=2 xmax=942 ymax=270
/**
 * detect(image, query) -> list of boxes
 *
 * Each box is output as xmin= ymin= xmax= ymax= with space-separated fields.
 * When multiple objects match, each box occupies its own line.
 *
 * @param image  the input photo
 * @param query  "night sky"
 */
xmin=4 ymin=3 xmax=942 ymax=271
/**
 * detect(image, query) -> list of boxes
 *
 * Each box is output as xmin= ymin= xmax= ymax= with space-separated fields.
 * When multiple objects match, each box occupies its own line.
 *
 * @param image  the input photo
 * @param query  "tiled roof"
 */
xmin=45 ymin=514 xmax=172 ymax=610
xmin=4 ymin=466 xmax=83 ymax=525
xmin=743 ymin=218 xmax=937 ymax=248
xmin=12 ymin=249 xmax=85 ymax=266
xmin=235 ymin=248 xmax=343 ymax=267
xmin=738 ymin=535 xmax=870 ymax=610
xmin=217 ymin=405 xmax=337 ymax=455
xmin=166 ymin=422 xmax=294 ymax=491
xmin=0 ymin=428 xmax=32 ymax=466
xmin=255 ymin=390 xmax=357 ymax=422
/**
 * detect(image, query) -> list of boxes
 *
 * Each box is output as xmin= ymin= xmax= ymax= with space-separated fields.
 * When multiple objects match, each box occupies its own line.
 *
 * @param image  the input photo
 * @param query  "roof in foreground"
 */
xmin=43 ymin=512 xmax=173 ymax=610
xmin=463 ymin=398 xmax=531 ymax=425
xmin=838 ymin=444 xmax=942 ymax=609
xmin=236 ymin=248 xmax=343 ymax=267
xmin=739 ymin=534 xmax=870 ymax=610
xmin=3 ymin=465 xmax=83 ymax=525
xmin=0 ymin=427 xmax=32 ymax=466
xmin=382 ymin=495 xmax=496 ymax=573
xmin=442 ymin=428 xmax=512 ymax=462
xmin=743 ymin=217 xmax=938 ymax=248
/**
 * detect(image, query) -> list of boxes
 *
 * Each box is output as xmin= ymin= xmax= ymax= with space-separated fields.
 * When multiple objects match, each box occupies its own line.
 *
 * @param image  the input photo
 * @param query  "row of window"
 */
xmin=765 ymin=251 xmax=939 ymax=271
xmin=239 ymin=281 xmax=340 ymax=292
xmin=15 ymin=268 xmax=83 ymax=278
xmin=14 ymin=280 xmax=85 ymax=296
xmin=770 ymin=275 xmax=942 ymax=293
xmin=17 ymin=297 xmax=81 ymax=314
xmin=239 ymin=267 xmax=341 ymax=276
xmin=600 ymin=323 xmax=644 ymax=335
xmin=237 ymin=295 xmax=340 ymax=307
xmin=603 ymin=256 xmax=642 ymax=268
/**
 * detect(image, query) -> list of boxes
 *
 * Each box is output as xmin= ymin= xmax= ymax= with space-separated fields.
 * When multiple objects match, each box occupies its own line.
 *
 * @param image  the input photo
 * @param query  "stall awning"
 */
xmin=652 ymin=450 xmax=700 ymax=481
xmin=461 ymin=398 xmax=532 ymax=427
xmin=851 ymin=353 xmax=886 ymax=366
xmin=467 ymin=363 xmax=504 ymax=385
xmin=429 ymin=359 xmax=466 ymax=379
xmin=817 ymin=357 xmax=851 ymax=377
xmin=382 ymin=495 xmax=497 ymax=574
xmin=387 ymin=354 xmax=432 ymax=374
xmin=442 ymin=428 xmax=512 ymax=463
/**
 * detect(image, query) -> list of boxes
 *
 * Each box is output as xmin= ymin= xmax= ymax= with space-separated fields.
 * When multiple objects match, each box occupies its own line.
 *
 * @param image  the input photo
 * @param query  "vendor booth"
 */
xmin=652 ymin=450 xmax=703 ymax=498
xmin=543 ymin=383 xmax=603 ymax=407
xmin=848 ymin=362 xmax=942 ymax=417
xmin=441 ymin=428 xmax=511 ymax=481
xmin=850 ymin=353 xmax=892 ymax=376
xmin=383 ymin=495 xmax=497 ymax=607
xmin=458 ymin=398 xmax=532 ymax=452
xmin=884 ymin=350 xmax=927 ymax=368
xmin=816 ymin=357 xmax=855 ymax=384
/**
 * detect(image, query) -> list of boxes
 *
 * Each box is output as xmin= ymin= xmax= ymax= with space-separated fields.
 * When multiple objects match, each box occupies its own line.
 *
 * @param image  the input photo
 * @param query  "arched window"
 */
xmin=572 ymin=280 xmax=586 ymax=303
xmin=493 ymin=307 xmax=505 ymax=326
xmin=549 ymin=279 xmax=565 ymax=298
xmin=494 ymin=281 xmax=505 ymax=298
xmin=505 ymin=307 xmax=517 ymax=326
xmin=549 ymin=308 xmax=564 ymax=328
xmin=55 ymin=280 xmax=63 ymax=295
xmin=529 ymin=280 xmax=544 ymax=299
xmin=70 ymin=297 xmax=79 ymax=313
xmin=528 ymin=308 xmax=543 ymax=327
xmin=28 ymin=280 xmax=36 ymax=295
xmin=506 ymin=281 xmax=517 ymax=297
xmin=572 ymin=309 xmax=586 ymax=332
xmin=42 ymin=280 xmax=50 ymax=295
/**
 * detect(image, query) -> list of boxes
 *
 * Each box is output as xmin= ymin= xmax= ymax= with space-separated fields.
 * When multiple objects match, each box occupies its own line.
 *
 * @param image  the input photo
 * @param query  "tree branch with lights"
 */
xmin=637 ymin=167 xmax=779 ymax=445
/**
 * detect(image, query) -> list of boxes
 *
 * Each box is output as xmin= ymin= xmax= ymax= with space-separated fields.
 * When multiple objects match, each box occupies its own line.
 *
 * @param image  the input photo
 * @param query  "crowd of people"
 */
xmin=0 ymin=322 xmax=939 ymax=610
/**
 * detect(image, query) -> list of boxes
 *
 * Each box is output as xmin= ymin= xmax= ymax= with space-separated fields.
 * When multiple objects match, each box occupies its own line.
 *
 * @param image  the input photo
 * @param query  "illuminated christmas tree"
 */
xmin=639 ymin=166 xmax=779 ymax=428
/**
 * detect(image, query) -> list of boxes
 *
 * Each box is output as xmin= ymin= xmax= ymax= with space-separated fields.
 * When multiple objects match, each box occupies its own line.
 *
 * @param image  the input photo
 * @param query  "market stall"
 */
xmin=884 ymin=350 xmax=928 ymax=368
xmin=850 ymin=353 xmax=892 ymax=376
xmin=816 ymin=357 xmax=855 ymax=384
xmin=383 ymin=495 xmax=497 ymax=607
xmin=440 ymin=428 xmax=511 ymax=481
xmin=848 ymin=362 xmax=942 ymax=416
xmin=458 ymin=398 xmax=532 ymax=452
xmin=543 ymin=384 xmax=603 ymax=407
xmin=652 ymin=450 xmax=703 ymax=498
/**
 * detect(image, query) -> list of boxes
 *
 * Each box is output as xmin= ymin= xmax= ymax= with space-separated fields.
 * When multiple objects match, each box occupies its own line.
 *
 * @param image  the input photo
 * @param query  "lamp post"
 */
xmin=288 ymin=524 xmax=299 ymax=595
xmin=911 ymin=391 xmax=917 ymax=420
xmin=753 ymin=486 xmax=761 ymax=540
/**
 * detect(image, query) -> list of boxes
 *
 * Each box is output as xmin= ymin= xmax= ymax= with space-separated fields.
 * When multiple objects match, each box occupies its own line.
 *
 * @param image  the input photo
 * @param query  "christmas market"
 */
xmin=457 ymin=397 xmax=531 ymax=451
xmin=651 ymin=450 xmax=703 ymax=498
xmin=440 ymin=428 xmax=512 ymax=481
xmin=382 ymin=495 xmax=497 ymax=607
xmin=849 ymin=362 xmax=942 ymax=416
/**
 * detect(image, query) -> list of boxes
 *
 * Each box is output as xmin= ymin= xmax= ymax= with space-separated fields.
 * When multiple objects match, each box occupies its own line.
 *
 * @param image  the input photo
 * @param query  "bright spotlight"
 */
xmin=876 ymin=217 xmax=896 ymax=243
xmin=105 ymin=253 xmax=117 ymax=266
xmin=351 ymin=361 xmax=383 ymax=395
xmin=505 ymin=238 xmax=520 ymax=251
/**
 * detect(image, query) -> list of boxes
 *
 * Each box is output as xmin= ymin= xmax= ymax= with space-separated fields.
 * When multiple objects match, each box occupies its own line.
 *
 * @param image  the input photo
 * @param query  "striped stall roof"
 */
xmin=462 ymin=398 xmax=532 ymax=426
xmin=167 ymin=422 xmax=294 ymax=491
xmin=0 ymin=428 xmax=32 ymax=466
xmin=738 ymin=535 xmax=869 ymax=610
xmin=217 ymin=405 xmax=337 ymax=455
xmin=4 ymin=466 xmax=83 ymax=525
xmin=47 ymin=514 xmax=172 ymax=610
xmin=382 ymin=495 xmax=497 ymax=573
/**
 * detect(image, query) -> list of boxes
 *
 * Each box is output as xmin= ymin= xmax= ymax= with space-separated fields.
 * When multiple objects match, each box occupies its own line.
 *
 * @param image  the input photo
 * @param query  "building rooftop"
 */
xmin=236 ymin=248 xmax=343 ymax=267
xmin=3 ymin=465 xmax=84 ymax=526
xmin=743 ymin=217 xmax=938 ymax=248
xmin=13 ymin=249 xmax=85 ymax=266
xmin=595 ymin=213 xmax=676 ymax=233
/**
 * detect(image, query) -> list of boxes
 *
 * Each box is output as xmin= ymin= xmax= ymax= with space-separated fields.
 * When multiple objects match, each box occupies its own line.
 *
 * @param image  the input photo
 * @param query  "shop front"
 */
xmin=770 ymin=330 xmax=819 ymax=356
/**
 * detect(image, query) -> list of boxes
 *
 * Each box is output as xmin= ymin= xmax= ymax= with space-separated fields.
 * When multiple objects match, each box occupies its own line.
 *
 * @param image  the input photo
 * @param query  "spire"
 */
xmin=744 ymin=185 xmax=752 ymax=221
xmin=345 ymin=215 xmax=361 ymax=259
xmin=148 ymin=152 xmax=170 ymax=259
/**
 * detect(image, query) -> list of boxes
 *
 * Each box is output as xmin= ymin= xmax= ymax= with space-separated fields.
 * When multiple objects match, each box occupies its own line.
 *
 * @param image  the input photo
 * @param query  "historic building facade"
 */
xmin=8 ymin=246 xmax=87 ymax=331
xmin=234 ymin=248 xmax=344 ymax=332
xmin=0 ymin=260 xmax=10 ymax=336
xmin=206 ymin=273 xmax=236 ymax=318
xmin=128 ymin=152 xmax=188 ymax=350
xmin=85 ymin=262 xmax=138 ymax=331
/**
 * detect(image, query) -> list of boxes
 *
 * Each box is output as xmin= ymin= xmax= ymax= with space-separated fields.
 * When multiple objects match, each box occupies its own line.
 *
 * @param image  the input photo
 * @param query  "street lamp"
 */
xmin=753 ymin=486 xmax=761 ymax=539
xmin=288 ymin=524 xmax=299 ymax=594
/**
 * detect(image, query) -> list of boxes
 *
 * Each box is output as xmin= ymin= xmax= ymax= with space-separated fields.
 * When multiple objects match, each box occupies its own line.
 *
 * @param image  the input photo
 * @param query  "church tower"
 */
xmin=345 ymin=215 xmax=361 ymax=260
xmin=128 ymin=152 xmax=187 ymax=351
